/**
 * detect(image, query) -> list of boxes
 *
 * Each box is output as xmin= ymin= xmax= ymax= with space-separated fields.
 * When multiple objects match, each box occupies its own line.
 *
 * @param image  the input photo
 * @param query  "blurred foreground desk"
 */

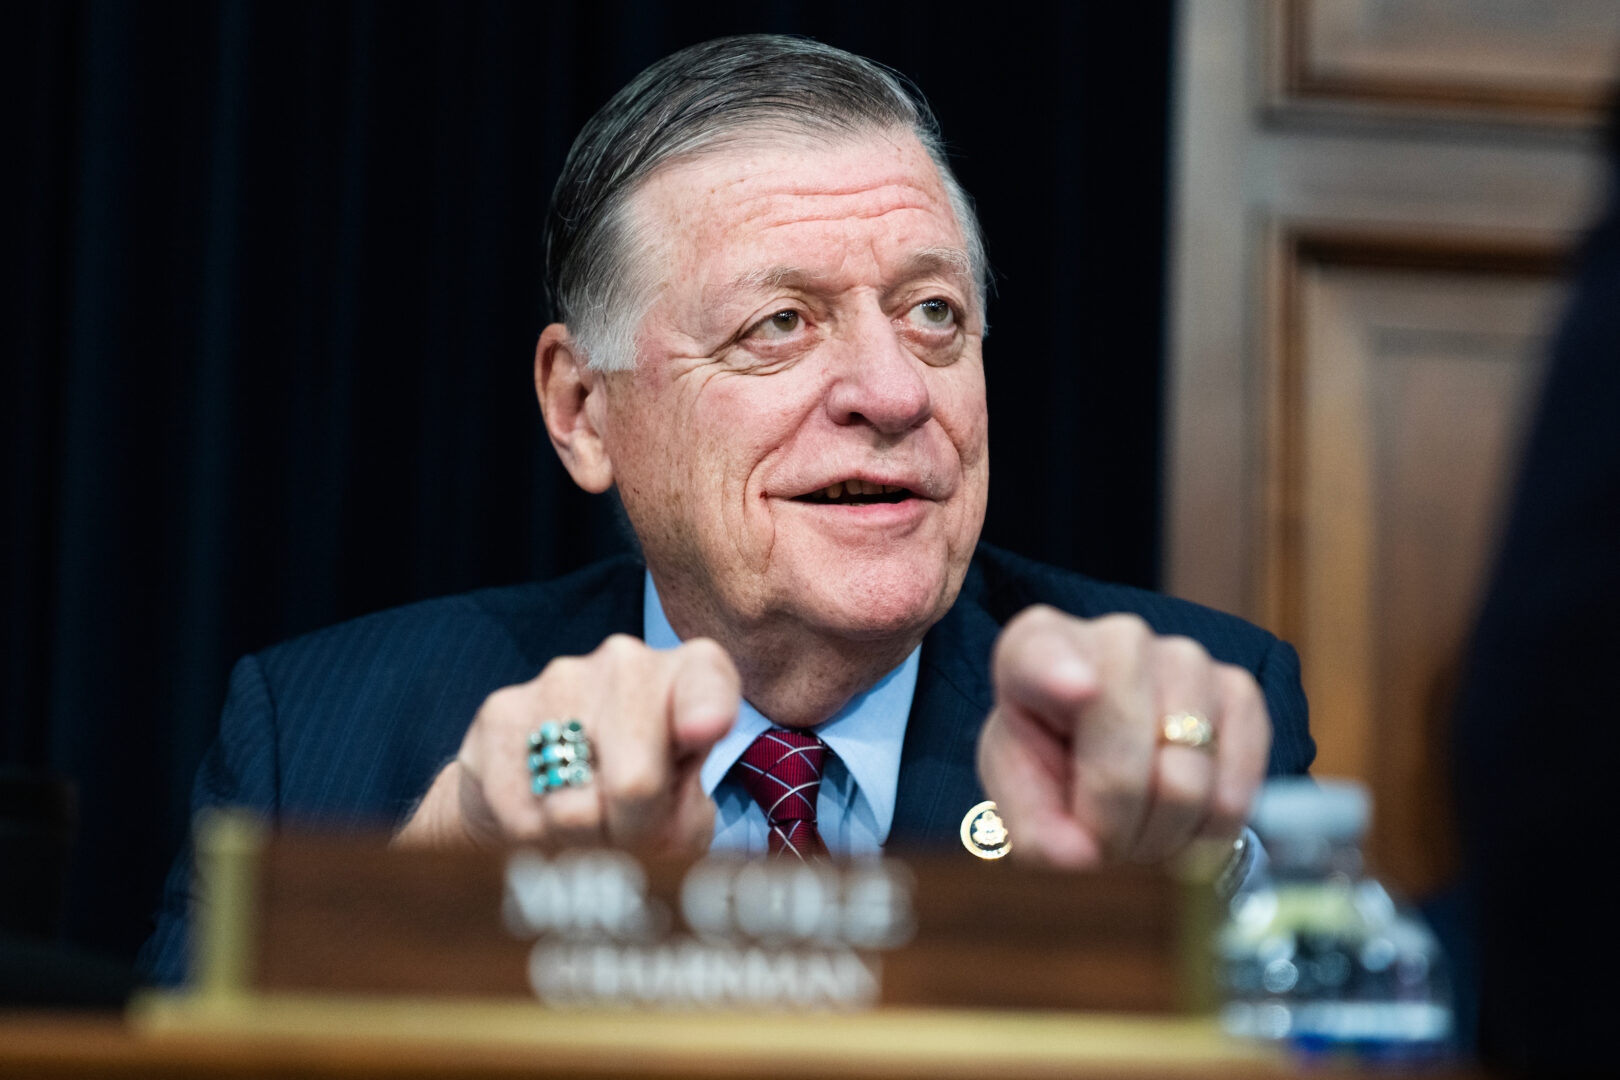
xmin=0 ymin=824 xmax=1479 ymax=1078
xmin=0 ymin=1003 xmax=1480 ymax=1079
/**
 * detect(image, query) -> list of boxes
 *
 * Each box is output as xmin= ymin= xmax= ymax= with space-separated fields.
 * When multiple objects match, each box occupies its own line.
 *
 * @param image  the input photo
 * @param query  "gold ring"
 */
xmin=1160 ymin=711 xmax=1215 ymax=750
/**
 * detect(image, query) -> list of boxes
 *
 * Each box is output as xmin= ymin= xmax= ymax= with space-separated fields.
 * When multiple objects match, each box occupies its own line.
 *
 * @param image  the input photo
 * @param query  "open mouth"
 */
xmin=794 ymin=480 xmax=914 ymax=505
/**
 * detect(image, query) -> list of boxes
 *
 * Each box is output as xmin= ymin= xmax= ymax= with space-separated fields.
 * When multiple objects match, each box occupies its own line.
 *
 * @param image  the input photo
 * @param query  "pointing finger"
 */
xmin=991 ymin=606 xmax=1099 ymax=732
xmin=977 ymin=706 xmax=1101 ymax=868
xmin=1064 ymin=614 xmax=1158 ymax=860
xmin=669 ymin=637 xmax=740 ymax=756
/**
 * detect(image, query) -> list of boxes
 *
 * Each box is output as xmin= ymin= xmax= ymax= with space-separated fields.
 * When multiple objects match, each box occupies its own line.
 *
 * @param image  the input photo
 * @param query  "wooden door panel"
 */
xmin=1275 ymin=251 xmax=1557 ymax=892
xmin=1279 ymin=0 xmax=1620 ymax=123
xmin=1167 ymin=0 xmax=1609 ymax=894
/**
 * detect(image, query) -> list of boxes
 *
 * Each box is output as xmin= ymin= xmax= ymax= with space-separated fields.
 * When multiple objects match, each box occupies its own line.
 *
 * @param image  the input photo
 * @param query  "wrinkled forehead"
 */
xmin=629 ymin=128 xmax=968 ymax=292
xmin=639 ymin=122 xmax=943 ymax=201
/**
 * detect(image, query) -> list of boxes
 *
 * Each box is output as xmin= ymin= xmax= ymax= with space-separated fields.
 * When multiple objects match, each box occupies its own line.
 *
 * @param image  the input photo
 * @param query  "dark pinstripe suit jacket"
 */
xmin=139 ymin=543 xmax=1314 ymax=984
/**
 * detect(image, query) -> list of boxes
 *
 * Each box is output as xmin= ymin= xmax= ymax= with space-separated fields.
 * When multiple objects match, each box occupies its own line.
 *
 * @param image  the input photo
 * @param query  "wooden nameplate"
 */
xmin=184 ymin=812 xmax=1222 ymax=1015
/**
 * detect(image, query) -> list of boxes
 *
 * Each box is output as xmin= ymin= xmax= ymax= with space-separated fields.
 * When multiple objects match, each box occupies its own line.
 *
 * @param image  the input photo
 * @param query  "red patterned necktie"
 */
xmin=733 ymin=728 xmax=830 ymax=859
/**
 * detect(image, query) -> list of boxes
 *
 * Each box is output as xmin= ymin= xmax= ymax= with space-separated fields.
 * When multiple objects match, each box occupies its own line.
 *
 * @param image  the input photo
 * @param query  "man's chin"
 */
xmin=794 ymin=567 xmax=957 ymax=643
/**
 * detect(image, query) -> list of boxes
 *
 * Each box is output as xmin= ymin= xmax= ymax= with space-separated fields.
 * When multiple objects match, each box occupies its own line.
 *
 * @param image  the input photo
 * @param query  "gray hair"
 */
xmin=543 ymin=34 xmax=988 ymax=372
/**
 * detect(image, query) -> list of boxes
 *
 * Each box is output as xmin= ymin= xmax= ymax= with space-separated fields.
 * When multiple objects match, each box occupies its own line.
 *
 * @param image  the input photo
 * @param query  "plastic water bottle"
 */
xmin=1216 ymin=778 xmax=1453 ymax=1059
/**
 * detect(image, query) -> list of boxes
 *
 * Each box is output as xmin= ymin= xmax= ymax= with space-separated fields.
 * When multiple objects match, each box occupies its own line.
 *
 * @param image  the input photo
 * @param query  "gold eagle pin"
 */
xmin=960 ymin=800 xmax=1011 ymax=859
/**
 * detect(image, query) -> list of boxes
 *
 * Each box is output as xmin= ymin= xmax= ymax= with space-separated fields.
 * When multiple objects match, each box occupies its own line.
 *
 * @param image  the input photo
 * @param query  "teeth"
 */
xmin=807 ymin=480 xmax=908 ymax=500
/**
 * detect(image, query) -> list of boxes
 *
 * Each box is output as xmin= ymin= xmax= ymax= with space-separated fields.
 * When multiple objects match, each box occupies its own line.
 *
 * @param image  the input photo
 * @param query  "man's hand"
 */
xmin=976 ymin=606 xmax=1270 ymax=868
xmin=394 ymin=635 xmax=739 ymax=853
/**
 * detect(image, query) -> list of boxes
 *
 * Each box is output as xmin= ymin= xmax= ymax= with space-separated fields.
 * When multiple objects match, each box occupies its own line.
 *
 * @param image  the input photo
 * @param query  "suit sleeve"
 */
xmin=135 ymin=654 xmax=282 ymax=986
xmin=1254 ymin=635 xmax=1314 ymax=777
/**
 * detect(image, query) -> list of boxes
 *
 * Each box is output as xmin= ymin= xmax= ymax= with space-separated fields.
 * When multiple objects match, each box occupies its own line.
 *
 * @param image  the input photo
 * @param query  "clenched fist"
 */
xmin=394 ymin=635 xmax=739 ymax=854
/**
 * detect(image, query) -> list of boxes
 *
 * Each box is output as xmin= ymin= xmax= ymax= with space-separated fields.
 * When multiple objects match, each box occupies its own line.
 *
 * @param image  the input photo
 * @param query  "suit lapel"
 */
xmin=497 ymin=556 xmax=646 ymax=672
xmin=888 ymin=575 xmax=1000 ymax=848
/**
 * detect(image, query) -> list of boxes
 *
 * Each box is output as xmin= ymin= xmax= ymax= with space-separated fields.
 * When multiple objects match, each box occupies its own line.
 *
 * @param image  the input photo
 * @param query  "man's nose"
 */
xmin=824 ymin=312 xmax=934 ymax=436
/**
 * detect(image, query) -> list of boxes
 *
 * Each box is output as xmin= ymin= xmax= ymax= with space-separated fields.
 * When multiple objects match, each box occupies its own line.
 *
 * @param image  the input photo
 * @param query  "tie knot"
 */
xmin=733 ymin=728 xmax=829 ymax=859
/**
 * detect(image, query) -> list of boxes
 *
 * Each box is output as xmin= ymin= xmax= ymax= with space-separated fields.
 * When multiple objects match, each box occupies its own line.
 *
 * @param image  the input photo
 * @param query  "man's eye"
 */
xmin=909 ymin=298 xmax=955 ymax=328
xmin=754 ymin=309 xmax=801 ymax=337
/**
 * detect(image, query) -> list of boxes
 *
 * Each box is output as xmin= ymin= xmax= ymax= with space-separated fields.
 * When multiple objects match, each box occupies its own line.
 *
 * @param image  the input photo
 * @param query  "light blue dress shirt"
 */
xmin=641 ymin=572 xmax=918 ymax=856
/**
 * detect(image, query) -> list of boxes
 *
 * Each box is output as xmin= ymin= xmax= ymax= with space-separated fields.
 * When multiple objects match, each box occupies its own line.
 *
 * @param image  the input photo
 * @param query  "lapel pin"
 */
xmin=960 ymin=800 xmax=1011 ymax=859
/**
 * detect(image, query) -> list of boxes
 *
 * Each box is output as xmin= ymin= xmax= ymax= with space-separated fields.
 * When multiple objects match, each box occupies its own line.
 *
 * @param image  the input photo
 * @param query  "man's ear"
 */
xmin=535 ymin=324 xmax=614 ymax=493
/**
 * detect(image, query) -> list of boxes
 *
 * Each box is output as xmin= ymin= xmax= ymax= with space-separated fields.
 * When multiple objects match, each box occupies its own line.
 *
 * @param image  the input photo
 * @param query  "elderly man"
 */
xmin=141 ymin=35 xmax=1312 ymax=984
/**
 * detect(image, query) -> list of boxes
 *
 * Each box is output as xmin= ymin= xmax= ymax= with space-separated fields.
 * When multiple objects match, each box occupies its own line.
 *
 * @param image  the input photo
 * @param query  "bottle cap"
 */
xmin=1250 ymin=777 xmax=1369 ymax=842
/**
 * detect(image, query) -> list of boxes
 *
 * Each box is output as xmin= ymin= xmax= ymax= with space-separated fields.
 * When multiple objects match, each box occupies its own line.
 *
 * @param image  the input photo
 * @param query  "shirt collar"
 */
xmin=642 ymin=571 xmax=918 ymax=841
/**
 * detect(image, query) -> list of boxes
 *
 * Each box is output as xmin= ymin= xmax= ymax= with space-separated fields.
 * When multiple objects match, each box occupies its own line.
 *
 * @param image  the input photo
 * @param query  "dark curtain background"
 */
xmin=5 ymin=1 xmax=1173 ymax=967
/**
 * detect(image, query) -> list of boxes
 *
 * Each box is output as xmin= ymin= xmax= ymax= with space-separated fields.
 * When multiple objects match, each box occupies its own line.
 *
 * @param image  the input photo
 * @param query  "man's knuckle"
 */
xmin=482 ymin=684 xmax=522 ymax=714
xmin=477 ymin=684 xmax=536 ymax=732
xmin=1157 ymin=634 xmax=1211 ymax=666
xmin=1096 ymin=612 xmax=1152 ymax=648
xmin=598 ymin=633 xmax=646 ymax=660
xmin=1024 ymin=603 xmax=1074 ymax=635
xmin=1098 ymin=612 xmax=1148 ymax=633
xmin=539 ymin=654 xmax=587 ymax=686
xmin=1024 ymin=603 xmax=1064 ymax=625
xmin=1214 ymin=662 xmax=1260 ymax=698
xmin=681 ymin=636 xmax=733 ymax=671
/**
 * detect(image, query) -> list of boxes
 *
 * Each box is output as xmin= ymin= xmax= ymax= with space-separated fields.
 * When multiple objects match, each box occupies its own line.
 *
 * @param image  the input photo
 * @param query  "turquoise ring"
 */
xmin=528 ymin=718 xmax=594 ymax=795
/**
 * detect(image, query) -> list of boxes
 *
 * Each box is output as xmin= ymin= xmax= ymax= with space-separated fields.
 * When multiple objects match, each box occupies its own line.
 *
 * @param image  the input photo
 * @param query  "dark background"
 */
xmin=4 ymin=1 xmax=1174 ymax=968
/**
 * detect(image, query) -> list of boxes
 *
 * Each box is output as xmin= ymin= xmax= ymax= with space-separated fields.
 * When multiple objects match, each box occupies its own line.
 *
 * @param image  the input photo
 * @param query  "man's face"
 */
xmin=595 ymin=130 xmax=989 ymax=649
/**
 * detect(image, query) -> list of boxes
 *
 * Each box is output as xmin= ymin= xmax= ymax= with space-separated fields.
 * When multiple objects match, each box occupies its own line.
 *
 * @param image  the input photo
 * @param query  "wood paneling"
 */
xmin=1278 ymin=0 xmax=1620 ymax=124
xmin=1263 ymin=232 xmax=1559 ymax=893
xmin=1166 ymin=0 xmax=1608 ymax=894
